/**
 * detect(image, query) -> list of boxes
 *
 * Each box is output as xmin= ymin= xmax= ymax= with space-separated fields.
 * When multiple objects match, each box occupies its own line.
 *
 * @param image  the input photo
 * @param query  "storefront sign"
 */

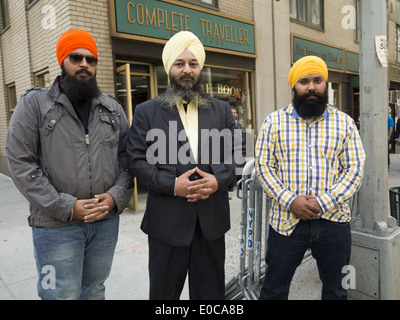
xmin=375 ymin=35 xmax=388 ymax=68
xmin=292 ymin=35 xmax=344 ymax=71
xmin=204 ymin=83 xmax=246 ymax=100
xmin=345 ymin=51 xmax=359 ymax=74
xmin=391 ymin=63 xmax=400 ymax=83
xmin=109 ymin=0 xmax=256 ymax=57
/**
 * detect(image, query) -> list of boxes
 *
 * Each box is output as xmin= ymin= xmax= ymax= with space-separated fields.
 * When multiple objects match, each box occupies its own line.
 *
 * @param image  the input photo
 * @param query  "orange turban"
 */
xmin=288 ymin=56 xmax=328 ymax=88
xmin=56 ymin=29 xmax=98 ymax=67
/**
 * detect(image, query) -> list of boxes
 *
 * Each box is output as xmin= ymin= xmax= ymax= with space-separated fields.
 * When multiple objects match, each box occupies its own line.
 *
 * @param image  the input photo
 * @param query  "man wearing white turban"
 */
xmin=126 ymin=31 xmax=237 ymax=300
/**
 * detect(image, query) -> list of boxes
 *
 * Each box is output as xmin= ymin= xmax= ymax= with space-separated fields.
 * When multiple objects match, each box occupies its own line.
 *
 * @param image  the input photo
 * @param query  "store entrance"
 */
xmin=115 ymin=61 xmax=156 ymax=211
xmin=116 ymin=62 xmax=155 ymax=123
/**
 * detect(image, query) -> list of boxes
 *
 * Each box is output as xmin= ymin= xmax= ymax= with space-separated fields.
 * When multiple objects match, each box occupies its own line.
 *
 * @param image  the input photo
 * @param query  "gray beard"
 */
xmin=158 ymin=76 xmax=211 ymax=112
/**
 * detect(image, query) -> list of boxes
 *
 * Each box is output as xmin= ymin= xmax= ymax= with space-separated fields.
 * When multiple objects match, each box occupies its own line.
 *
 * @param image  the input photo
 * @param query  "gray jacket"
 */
xmin=6 ymin=77 xmax=134 ymax=227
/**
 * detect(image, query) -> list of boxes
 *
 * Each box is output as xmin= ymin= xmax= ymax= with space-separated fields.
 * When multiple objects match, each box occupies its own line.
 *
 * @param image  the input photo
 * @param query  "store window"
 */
xmin=290 ymin=0 xmax=324 ymax=30
xmin=6 ymin=83 xmax=17 ymax=123
xmin=34 ymin=69 xmax=50 ymax=88
xmin=1 ymin=0 xmax=10 ymax=31
xmin=328 ymin=82 xmax=341 ymax=110
xmin=396 ymin=24 xmax=400 ymax=64
xmin=183 ymin=0 xmax=218 ymax=9
xmin=155 ymin=65 xmax=254 ymax=139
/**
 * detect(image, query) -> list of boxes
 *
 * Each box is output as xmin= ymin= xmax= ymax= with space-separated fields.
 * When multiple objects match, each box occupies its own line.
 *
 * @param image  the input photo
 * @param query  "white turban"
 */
xmin=162 ymin=31 xmax=206 ymax=75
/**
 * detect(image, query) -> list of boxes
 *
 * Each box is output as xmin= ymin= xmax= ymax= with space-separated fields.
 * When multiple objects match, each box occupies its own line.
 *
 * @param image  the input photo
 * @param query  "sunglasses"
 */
xmin=69 ymin=53 xmax=98 ymax=66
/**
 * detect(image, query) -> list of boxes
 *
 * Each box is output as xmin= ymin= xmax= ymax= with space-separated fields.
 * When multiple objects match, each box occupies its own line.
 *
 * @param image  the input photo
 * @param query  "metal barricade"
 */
xmin=225 ymin=159 xmax=267 ymax=300
xmin=225 ymin=159 xmax=358 ymax=300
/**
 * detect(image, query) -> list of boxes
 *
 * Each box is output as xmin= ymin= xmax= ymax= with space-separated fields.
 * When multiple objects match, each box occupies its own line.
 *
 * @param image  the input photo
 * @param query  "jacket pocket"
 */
xmin=99 ymin=113 xmax=120 ymax=148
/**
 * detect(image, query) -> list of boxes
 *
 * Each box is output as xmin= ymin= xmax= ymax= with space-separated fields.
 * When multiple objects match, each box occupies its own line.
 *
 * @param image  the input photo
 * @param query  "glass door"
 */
xmin=116 ymin=62 xmax=155 ymax=210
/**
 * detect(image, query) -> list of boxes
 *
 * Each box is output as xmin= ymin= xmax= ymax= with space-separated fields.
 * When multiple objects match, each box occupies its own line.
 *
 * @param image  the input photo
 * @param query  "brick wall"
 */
xmin=219 ymin=0 xmax=253 ymax=22
xmin=68 ymin=0 xmax=114 ymax=94
xmin=290 ymin=0 xmax=359 ymax=54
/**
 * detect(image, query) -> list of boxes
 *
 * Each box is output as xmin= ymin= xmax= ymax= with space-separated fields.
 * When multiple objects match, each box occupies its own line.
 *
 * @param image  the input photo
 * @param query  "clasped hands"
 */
xmin=290 ymin=195 xmax=322 ymax=220
xmin=72 ymin=193 xmax=116 ymax=223
xmin=175 ymin=167 xmax=218 ymax=203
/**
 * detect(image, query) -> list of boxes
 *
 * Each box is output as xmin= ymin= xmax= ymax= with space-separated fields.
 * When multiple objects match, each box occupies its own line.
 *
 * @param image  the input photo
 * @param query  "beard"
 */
xmin=158 ymin=73 xmax=211 ymax=111
xmin=60 ymin=67 xmax=101 ymax=102
xmin=292 ymin=88 xmax=328 ymax=121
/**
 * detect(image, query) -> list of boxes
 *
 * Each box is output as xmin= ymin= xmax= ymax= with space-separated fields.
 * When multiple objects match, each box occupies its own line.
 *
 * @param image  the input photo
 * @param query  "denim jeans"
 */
xmin=259 ymin=218 xmax=351 ymax=300
xmin=32 ymin=216 xmax=119 ymax=300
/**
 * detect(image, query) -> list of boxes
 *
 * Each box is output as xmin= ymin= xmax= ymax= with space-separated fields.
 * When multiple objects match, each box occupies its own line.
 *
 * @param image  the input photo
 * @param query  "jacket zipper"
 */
xmin=85 ymin=133 xmax=93 ymax=198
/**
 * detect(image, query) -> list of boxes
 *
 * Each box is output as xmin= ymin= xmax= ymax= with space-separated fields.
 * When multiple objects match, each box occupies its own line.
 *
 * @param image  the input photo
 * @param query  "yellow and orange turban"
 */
xmin=56 ymin=29 xmax=98 ymax=67
xmin=288 ymin=56 xmax=328 ymax=88
xmin=162 ymin=31 xmax=206 ymax=74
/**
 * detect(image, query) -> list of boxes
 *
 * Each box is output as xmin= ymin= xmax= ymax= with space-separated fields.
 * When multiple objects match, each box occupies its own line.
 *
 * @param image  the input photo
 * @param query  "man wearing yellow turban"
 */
xmin=127 ymin=31 xmax=237 ymax=300
xmin=255 ymin=55 xmax=365 ymax=300
xmin=6 ymin=29 xmax=133 ymax=299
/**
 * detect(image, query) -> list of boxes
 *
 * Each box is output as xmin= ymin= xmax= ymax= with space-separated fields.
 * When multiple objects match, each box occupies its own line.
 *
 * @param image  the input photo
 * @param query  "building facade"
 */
xmin=1 ymin=0 xmax=399 ymax=173
xmin=0 ymin=0 xmax=256 ymax=175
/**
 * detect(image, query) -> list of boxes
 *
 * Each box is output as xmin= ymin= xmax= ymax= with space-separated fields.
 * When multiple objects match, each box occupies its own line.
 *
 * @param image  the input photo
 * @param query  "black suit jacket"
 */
xmin=126 ymin=94 xmax=236 ymax=246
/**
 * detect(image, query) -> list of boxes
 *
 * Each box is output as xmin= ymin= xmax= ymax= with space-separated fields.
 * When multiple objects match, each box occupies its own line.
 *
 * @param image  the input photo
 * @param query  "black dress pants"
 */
xmin=148 ymin=222 xmax=225 ymax=300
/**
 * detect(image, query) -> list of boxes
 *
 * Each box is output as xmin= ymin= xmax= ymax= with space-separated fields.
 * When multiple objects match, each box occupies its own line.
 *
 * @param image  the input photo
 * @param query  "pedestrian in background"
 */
xmin=256 ymin=56 xmax=365 ymax=300
xmin=126 ymin=31 xmax=236 ymax=300
xmin=388 ymin=114 xmax=394 ymax=170
xmin=6 ymin=29 xmax=133 ymax=300
xmin=229 ymin=105 xmax=246 ymax=191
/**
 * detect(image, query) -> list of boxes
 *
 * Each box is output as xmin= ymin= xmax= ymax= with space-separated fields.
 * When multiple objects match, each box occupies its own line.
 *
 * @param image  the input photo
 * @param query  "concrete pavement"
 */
xmin=2 ymin=153 xmax=400 ymax=300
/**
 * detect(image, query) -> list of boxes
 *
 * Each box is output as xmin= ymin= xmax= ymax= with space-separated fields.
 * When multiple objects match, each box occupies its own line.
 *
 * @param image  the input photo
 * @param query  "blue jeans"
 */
xmin=259 ymin=219 xmax=351 ymax=300
xmin=32 ymin=216 xmax=119 ymax=300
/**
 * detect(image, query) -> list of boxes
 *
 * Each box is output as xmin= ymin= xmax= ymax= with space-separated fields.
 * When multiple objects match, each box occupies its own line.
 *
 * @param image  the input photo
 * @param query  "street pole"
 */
xmin=350 ymin=0 xmax=400 ymax=299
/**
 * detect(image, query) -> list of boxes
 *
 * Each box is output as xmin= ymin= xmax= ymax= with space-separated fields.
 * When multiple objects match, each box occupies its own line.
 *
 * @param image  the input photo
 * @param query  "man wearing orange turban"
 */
xmin=255 ymin=55 xmax=365 ymax=300
xmin=126 ymin=31 xmax=237 ymax=300
xmin=56 ymin=29 xmax=98 ymax=67
xmin=5 ymin=29 xmax=133 ymax=300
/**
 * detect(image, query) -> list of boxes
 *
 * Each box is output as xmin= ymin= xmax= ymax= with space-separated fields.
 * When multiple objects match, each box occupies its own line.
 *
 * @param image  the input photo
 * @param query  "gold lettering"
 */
xmin=217 ymin=84 xmax=223 ymax=94
xmin=225 ymin=25 xmax=230 ymax=42
xmin=205 ymin=83 xmax=213 ymax=94
xmin=165 ymin=10 xmax=171 ymax=30
xmin=200 ymin=18 xmax=206 ymax=37
xmin=171 ymin=12 xmax=178 ymax=31
xmin=184 ymin=15 xmax=190 ymax=30
xmin=127 ymin=2 xmax=135 ymax=24
xmin=218 ymin=23 xmax=225 ymax=41
xmin=223 ymin=85 xmax=230 ymax=94
xmin=157 ymin=8 xmax=164 ymax=29
xmin=136 ymin=3 xmax=144 ymax=25
xmin=213 ymin=22 xmax=220 ymax=39
xmin=239 ymin=28 xmax=243 ymax=44
xmin=206 ymin=20 xmax=213 ymax=39
xmin=235 ymin=27 xmax=240 ymax=43
xmin=146 ymin=7 xmax=156 ymax=27
xmin=393 ymin=66 xmax=400 ymax=78
xmin=177 ymin=13 xmax=185 ymax=31
xmin=244 ymin=29 xmax=249 ymax=45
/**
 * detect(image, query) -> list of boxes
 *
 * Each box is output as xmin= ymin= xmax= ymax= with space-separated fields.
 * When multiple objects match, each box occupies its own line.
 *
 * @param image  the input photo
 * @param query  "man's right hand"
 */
xmin=289 ymin=195 xmax=321 ymax=220
xmin=72 ymin=198 xmax=110 ymax=223
xmin=174 ymin=168 xmax=212 ymax=201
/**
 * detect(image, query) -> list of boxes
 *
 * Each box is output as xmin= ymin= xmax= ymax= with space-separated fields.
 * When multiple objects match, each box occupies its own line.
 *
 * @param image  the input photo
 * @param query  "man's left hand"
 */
xmin=186 ymin=167 xmax=219 ymax=202
xmin=83 ymin=193 xmax=116 ymax=222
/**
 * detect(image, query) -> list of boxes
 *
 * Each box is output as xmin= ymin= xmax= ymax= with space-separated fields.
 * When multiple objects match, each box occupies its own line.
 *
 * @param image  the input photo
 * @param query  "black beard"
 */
xmin=60 ymin=67 xmax=101 ymax=102
xmin=292 ymin=88 xmax=328 ymax=120
xmin=158 ymin=74 xmax=211 ymax=111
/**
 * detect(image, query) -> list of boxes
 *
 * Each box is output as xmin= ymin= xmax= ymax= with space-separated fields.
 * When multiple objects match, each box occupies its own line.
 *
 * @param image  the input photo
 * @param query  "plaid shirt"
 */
xmin=255 ymin=104 xmax=365 ymax=236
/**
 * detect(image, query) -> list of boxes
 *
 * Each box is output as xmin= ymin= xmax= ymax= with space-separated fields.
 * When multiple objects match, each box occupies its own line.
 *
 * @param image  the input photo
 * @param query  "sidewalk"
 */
xmin=2 ymin=154 xmax=400 ymax=300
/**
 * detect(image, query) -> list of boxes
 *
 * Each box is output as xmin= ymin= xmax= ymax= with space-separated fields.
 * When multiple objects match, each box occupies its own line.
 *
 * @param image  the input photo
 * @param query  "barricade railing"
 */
xmin=224 ymin=159 xmax=359 ymax=300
